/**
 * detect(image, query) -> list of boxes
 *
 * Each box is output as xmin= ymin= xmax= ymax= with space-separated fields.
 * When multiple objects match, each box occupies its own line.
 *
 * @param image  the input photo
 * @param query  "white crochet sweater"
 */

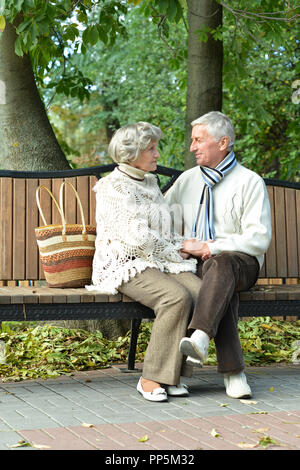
xmin=86 ymin=164 xmax=197 ymax=294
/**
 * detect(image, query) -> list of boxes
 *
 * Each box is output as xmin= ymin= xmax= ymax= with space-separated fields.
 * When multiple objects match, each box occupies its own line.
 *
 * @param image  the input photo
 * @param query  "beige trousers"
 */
xmin=118 ymin=267 xmax=202 ymax=385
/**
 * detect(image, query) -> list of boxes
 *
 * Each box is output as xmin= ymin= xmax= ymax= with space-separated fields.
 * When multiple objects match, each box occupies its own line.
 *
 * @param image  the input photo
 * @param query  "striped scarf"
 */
xmin=192 ymin=151 xmax=237 ymax=241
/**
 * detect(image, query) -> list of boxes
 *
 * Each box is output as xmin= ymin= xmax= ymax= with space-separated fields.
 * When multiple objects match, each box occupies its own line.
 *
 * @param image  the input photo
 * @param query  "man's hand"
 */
xmin=181 ymin=239 xmax=212 ymax=261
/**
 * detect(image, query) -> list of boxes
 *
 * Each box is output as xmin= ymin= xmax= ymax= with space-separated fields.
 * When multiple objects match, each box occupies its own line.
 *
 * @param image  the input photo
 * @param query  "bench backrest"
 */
xmin=262 ymin=181 xmax=300 ymax=280
xmin=0 ymin=166 xmax=299 ymax=284
xmin=0 ymin=169 xmax=101 ymax=283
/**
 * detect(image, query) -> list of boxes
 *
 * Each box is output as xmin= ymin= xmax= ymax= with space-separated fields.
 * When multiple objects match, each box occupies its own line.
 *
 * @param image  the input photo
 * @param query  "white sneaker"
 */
xmin=137 ymin=378 xmax=168 ymax=402
xmin=224 ymin=372 xmax=252 ymax=399
xmin=166 ymin=383 xmax=189 ymax=397
xmin=179 ymin=330 xmax=209 ymax=363
xmin=186 ymin=355 xmax=203 ymax=368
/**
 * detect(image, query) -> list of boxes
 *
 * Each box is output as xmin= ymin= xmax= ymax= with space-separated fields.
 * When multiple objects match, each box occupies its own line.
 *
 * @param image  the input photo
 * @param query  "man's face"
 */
xmin=190 ymin=125 xmax=227 ymax=168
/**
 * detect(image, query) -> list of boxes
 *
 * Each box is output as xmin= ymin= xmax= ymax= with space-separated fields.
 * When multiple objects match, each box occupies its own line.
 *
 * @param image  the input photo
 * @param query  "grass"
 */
xmin=0 ymin=317 xmax=299 ymax=382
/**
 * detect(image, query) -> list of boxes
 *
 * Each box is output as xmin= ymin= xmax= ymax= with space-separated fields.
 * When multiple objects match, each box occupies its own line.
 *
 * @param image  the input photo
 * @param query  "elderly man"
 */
xmin=165 ymin=111 xmax=272 ymax=398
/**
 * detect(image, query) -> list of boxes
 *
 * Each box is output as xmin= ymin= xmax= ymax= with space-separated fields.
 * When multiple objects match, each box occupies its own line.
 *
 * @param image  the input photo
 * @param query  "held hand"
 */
xmin=179 ymin=250 xmax=190 ymax=260
xmin=181 ymin=239 xmax=213 ymax=261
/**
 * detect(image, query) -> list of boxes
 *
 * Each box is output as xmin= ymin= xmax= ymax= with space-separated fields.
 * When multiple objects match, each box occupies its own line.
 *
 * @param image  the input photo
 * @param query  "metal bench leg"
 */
xmin=121 ymin=318 xmax=142 ymax=372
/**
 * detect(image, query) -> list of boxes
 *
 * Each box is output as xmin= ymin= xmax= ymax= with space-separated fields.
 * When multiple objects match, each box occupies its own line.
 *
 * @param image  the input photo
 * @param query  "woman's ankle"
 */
xmin=141 ymin=377 xmax=161 ymax=392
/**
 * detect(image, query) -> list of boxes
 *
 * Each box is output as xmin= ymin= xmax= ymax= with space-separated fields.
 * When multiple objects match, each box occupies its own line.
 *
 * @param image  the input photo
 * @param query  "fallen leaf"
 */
xmin=282 ymin=421 xmax=300 ymax=424
xmin=211 ymin=428 xmax=220 ymax=438
xmin=258 ymin=436 xmax=279 ymax=448
xmin=240 ymin=399 xmax=258 ymax=404
xmin=237 ymin=442 xmax=257 ymax=448
xmin=9 ymin=440 xmax=32 ymax=448
xmin=269 ymin=387 xmax=274 ymax=392
xmin=252 ymin=427 xmax=270 ymax=434
xmin=220 ymin=403 xmax=229 ymax=407
xmin=82 ymin=423 xmax=94 ymax=428
xmin=138 ymin=434 xmax=149 ymax=442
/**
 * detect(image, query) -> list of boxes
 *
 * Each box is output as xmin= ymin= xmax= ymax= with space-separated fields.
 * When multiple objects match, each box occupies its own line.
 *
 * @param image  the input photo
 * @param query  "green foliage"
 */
xmin=1 ymin=0 xmax=129 ymax=102
xmin=0 ymin=322 xmax=127 ymax=381
xmin=46 ymin=5 xmax=188 ymax=168
xmin=1 ymin=0 xmax=299 ymax=177
xmin=0 ymin=317 xmax=299 ymax=382
xmin=206 ymin=317 xmax=300 ymax=366
xmin=220 ymin=1 xmax=300 ymax=179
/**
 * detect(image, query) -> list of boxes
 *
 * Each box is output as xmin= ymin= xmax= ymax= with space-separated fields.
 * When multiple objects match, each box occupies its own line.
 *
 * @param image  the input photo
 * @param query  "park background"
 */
xmin=0 ymin=0 xmax=299 ymax=381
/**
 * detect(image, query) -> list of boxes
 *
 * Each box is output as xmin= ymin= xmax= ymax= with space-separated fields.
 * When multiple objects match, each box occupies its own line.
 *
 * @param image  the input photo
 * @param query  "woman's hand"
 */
xmin=181 ymin=239 xmax=212 ymax=261
xmin=179 ymin=250 xmax=190 ymax=259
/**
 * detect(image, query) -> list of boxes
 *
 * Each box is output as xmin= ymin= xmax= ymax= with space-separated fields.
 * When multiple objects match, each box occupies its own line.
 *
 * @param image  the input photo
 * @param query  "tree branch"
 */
xmin=220 ymin=1 xmax=299 ymax=22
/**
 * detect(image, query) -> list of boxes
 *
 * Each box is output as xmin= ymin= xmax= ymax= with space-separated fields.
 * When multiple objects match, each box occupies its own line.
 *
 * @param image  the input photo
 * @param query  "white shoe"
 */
xmin=137 ymin=378 xmax=168 ymax=402
xmin=224 ymin=372 xmax=252 ymax=399
xmin=179 ymin=330 xmax=209 ymax=363
xmin=166 ymin=383 xmax=189 ymax=397
xmin=186 ymin=356 xmax=203 ymax=368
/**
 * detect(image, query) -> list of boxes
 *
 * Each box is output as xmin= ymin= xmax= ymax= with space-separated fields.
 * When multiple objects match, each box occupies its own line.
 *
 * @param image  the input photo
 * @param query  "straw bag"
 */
xmin=35 ymin=181 xmax=96 ymax=288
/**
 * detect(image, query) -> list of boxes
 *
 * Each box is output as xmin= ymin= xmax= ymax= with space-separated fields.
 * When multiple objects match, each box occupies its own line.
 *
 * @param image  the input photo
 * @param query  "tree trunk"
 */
xmin=0 ymin=22 xmax=130 ymax=339
xmin=0 ymin=21 xmax=70 ymax=170
xmin=185 ymin=0 xmax=223 ymax=169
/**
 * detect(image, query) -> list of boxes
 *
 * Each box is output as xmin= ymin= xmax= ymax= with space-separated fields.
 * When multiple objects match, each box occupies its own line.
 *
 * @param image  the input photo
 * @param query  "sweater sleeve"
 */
xmin=209 ymin=177 xmax=272 ymax=258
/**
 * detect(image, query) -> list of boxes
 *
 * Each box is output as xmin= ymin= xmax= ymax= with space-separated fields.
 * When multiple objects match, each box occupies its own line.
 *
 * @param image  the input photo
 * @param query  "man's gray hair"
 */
xmin=108 ymin=122 xmax=162 ymax=164
xmin=191 ymin=111 xmax=235 ymax=150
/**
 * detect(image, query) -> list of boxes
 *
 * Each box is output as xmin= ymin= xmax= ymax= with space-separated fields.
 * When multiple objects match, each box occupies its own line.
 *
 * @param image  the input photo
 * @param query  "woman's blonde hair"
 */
xmin=108 ymin=121 xmax=162 ymax=163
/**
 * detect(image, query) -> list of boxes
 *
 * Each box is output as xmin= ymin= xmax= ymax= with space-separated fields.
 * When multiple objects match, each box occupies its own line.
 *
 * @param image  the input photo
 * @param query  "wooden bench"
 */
xmin=0 ymin=165 xmax=299 ymax=371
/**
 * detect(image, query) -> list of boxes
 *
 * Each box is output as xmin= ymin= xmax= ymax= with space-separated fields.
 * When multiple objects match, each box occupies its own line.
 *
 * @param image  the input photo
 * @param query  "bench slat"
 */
xmin=0 ymin=178 xmax=13 ymax=279
xmin=64 ymin=177 xmax=77 ymax=224
xmin=38 ymin=179 xmax=52 ymax=280
xmin=285 ymin=187 xmax=299 ymax=277
xmin=89 ymin=175 xmax=97 ymax=226
xmin=263 ymin=186 xmax=277 ymax=278
xmin=247 ymin=284 xmax=300 ymax=301
xmin=13 ymin=179 xmax=26 ymax=280
xmin=51 ymin=178 xmax=64 ymax=225
xmin=26 ymin=179 xmax=39 ymax=280
xmin=1 ymin=285 xmax=299 ymax=305
xmin=274 ymin=186 xmax=288 ymax=277
xmin=76 ymin=176 xmax=89 ymax=225
xmin=0 ymin=287 xmax=124 ymax=304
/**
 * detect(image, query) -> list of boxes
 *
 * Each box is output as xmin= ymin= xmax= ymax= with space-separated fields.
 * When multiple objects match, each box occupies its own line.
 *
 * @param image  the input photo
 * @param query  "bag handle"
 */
xmin=36 ymin=182 xmax=87 ymax=236
xmin=36 ymin=185 xmax=63 ymax=226
xmin=59 ymin=181 xmax=87 ymax=235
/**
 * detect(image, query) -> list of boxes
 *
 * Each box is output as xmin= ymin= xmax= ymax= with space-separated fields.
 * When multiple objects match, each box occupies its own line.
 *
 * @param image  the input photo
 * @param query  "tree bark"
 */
xmin=185 ymin=0 xmax=223 ymax=169
xmin=0 ymin=21 xmax=130 ymax=339
xmin=0 ymin=21 xmax=70 ymax=170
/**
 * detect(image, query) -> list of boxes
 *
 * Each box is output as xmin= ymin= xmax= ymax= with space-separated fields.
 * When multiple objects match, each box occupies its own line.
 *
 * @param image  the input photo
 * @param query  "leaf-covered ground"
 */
xmin=0 ymin=317 xmax=299 ymax=382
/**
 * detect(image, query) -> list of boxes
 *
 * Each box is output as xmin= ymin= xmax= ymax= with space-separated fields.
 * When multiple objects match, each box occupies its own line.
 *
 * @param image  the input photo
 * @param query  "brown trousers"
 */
xmin=189 ymin=252 xmax=260 ymax=374
xmin=118 ymin=268 xmax=202 ymax=385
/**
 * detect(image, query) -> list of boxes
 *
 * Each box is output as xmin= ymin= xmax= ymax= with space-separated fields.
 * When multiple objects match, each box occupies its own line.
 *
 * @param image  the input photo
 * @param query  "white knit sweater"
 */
xmin=164 ymin=162 xmax=272 ymax=268
xmin=86 ymin=164 xmax=197 ymax=294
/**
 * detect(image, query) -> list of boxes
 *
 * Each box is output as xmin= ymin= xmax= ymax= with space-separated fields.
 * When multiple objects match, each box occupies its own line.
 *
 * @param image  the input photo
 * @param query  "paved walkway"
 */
xmin=0 ymin=363 xmax=300 ymax=452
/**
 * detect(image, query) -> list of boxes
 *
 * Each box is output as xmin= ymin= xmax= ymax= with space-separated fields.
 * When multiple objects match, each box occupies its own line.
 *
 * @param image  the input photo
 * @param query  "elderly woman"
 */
xmin=87 ymin=122 xmax=202 ymax=402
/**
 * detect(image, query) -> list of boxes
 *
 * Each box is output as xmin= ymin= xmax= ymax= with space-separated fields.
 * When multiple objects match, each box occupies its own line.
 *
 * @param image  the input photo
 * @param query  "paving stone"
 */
xmin=1 ymin=364 xmax=300 ymax=450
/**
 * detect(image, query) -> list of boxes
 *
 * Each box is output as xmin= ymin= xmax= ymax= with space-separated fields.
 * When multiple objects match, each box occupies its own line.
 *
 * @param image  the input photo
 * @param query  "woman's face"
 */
xmin=130 ymin=141 xmax=160 ymax=172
